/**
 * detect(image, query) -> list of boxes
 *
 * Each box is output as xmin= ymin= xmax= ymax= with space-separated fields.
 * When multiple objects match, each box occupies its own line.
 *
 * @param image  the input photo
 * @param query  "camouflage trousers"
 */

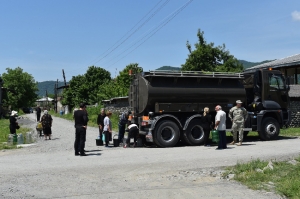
xmin=232 ymin=123 xmax=244 ymax=142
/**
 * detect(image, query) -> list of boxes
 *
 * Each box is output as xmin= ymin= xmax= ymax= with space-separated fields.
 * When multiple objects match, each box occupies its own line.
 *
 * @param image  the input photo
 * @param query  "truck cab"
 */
xmin=243 ymin=69 xmax=290 ymax=140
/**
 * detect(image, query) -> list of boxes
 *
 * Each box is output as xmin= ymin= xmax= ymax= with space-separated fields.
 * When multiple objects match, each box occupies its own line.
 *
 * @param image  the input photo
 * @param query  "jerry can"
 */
xmin=211 ymin=130 xmax=219 ymax=143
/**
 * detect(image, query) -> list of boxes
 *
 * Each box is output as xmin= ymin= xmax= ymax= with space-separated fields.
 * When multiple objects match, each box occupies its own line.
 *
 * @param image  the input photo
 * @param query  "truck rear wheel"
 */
xmin=154 ymin=120 xmax=180 ymax=147
xmin=185 ymin=119 xmax=205 ymax=145
xmin=259 ymin=117 xmax=280 ymax=141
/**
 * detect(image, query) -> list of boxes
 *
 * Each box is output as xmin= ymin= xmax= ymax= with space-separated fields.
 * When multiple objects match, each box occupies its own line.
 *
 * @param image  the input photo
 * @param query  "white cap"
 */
xmin=11 ymin=110 xmax=18 ymax=116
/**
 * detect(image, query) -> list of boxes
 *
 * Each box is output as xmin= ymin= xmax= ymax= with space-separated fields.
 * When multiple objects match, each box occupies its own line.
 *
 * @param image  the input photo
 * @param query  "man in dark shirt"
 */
xmin=97 ymin=108 xmax=106 ymax=141
xmin=118 ymin=111 xmax=131 ymax=143
xmin=36 ymin=106 xmax=41 ymax=122
xmin=74 ymin=103 xmax=88 ymax=156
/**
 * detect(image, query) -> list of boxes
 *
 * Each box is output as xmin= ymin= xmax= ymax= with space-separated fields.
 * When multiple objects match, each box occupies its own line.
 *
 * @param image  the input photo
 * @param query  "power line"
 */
xmin=64 ymin=0 xmax=193 ymax=79
xmin=107 ymin=0 xmax=194 ymax=68
xmin=88 ymin=0 xmax=170 ymax=65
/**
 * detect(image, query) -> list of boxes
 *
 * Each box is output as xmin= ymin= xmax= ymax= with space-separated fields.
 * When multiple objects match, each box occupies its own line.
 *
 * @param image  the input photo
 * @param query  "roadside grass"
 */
xmin=0 ymin=118 xmax=32 ymax=150
xmin=224 ymin=157 xmax=300 ymax=198
xmin=225 ymin=127 xmax=300 ymax=138
xmin=279 ymin=127 xmax=300 ymax=137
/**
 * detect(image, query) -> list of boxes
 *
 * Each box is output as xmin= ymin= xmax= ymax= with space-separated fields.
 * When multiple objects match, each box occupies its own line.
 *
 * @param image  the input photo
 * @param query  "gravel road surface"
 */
xmin=1 ymin=113 xmax=299 ymax=199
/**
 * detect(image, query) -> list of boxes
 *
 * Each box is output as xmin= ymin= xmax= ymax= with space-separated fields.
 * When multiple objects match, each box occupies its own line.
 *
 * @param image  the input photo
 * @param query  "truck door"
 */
xmin=262 ymin=71 xmax=289 ymax=109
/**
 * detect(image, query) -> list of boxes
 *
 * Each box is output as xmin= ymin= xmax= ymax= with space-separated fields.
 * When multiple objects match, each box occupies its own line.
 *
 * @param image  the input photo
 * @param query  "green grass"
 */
xmin=279 ymin=127 xmax=300 ymax=137
xmin=0 ymin=118 xmax=32 ymax=150
xmin=224 ymin=157 xmax=300 ymax=198
xmin=225 ymin=127 xmax=300 ymax=138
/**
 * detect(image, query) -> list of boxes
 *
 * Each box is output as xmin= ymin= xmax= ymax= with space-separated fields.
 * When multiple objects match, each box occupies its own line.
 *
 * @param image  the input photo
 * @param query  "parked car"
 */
xmin=22 ymin=107 xmax=33 ymax=113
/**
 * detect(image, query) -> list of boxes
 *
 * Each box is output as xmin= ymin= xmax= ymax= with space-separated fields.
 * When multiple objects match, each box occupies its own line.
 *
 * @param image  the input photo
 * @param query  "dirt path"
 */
xmin=1 ymin=113 xmax=299 ymax=198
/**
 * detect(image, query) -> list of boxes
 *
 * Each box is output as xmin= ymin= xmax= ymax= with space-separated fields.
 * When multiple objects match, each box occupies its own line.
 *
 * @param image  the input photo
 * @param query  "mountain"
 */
xmin=37 ymin=81 xmax=67 ymax=97
xmin=156 ymin=60 xmax=275 ymax=71
xmin=238 ymin=60 xmax=275 ymax=69
xmin=156 ymin=66 xmax=181 ymax=71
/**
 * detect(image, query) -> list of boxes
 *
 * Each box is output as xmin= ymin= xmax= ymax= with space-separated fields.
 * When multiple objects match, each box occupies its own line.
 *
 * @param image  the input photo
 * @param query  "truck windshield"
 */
xmin=269 ymin=74 xmax=285 ymax=90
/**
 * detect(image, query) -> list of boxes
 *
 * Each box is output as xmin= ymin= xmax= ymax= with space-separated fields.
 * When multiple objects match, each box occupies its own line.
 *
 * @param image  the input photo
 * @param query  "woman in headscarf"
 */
xmin=9 ymin=110 xmax=18 ymax=134
xmin=41 ymin=110 xmax=53 ymax=140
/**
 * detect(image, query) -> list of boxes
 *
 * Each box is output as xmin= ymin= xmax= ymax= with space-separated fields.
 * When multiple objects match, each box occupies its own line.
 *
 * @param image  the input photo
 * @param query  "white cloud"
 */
xmin=291 ymin=11 xmax=300 ymax=21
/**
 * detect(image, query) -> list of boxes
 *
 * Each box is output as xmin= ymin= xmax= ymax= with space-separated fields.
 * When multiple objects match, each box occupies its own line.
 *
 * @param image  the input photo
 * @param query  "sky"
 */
xmin=0 ymin=0 xmax=300 ymax=82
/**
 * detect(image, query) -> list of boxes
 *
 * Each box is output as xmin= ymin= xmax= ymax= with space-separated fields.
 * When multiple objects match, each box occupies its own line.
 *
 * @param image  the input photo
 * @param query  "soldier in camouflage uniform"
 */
xmin=229 ymin=100 xmax=248 ymax=146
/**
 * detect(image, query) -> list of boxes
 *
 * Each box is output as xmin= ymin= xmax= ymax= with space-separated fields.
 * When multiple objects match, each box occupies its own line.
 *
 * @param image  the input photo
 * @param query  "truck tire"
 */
xmin=181 ymin=131 xmax=192 ymax=146
xmin=185 ymin=119 xmax=205 ymax=145
xmin=259 ymin=117 xmax=280 ymax=141
xmin=154 ymin=120 xmax=180 ymax=147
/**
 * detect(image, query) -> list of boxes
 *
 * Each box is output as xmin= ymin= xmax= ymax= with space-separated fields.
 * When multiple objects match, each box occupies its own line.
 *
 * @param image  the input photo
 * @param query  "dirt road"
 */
xmin=1 ymin=113 xmax=299 ymax=198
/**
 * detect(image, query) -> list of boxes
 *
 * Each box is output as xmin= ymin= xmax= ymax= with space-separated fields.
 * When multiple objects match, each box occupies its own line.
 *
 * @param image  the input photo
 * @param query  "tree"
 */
xmin=85 ymin=66 xmax=111 ymax=104
xmin=1 ymin=67 xmax=38 ymax=110
xmin=115 ymin=63 xmax=143 ymax=96
xmin=181 ymin=29 xmax=243 ymax=72
xmin=61 ymin=66 xmax=111 ymax=107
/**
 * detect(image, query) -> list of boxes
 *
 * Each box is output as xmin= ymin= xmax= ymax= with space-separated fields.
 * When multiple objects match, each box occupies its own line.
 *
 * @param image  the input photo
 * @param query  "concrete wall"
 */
xmin=289 ymin=100 xmax=300 ymax=127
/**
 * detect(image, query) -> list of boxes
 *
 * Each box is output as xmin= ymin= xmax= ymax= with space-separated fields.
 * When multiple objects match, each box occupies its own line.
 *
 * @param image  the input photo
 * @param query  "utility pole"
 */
xmin=0 ymin=77 xmax=3 ymax=118
xmin=46 ymin=90 xmax=48 ymax=110
xmin=56 ymin=79 xmax=58 ymax=113
xmin=62 ymin=69 xmax=67 ymax=87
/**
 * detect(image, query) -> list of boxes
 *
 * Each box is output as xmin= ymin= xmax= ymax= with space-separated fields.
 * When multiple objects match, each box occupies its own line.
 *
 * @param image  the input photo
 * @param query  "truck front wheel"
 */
xmin=259 ymin=117 xmax=280 ymax=141
xmin=154 ymin=120 xmax=180 ymax=147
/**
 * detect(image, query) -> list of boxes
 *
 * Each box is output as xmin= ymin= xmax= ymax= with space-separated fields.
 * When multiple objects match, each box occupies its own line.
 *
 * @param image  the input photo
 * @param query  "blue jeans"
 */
xmin=218 ymin=130 xmax=227 ymax=149
xmin=118 ymin=124 xmax=126 ymax=142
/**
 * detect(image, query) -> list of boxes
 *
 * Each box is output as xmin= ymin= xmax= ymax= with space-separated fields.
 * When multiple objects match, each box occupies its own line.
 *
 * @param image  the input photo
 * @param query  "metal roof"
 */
xmin=245 ymin=53 xmax=300 ymax=71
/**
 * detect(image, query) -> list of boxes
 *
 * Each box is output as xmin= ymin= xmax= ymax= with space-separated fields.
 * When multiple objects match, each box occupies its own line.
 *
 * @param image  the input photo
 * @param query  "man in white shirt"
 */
xmin=214 ymin=105 xmax=227 ymax=150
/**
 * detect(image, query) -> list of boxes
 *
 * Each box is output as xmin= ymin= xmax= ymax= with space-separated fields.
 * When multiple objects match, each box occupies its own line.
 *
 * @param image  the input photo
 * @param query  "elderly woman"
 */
xmin=9 ymin=110 xmax=18 ymax=134
xmin=41 ymin=110 xmax=53 ymax=140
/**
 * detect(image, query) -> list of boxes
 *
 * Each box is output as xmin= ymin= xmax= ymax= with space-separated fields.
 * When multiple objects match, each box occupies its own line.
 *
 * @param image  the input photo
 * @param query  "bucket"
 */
xmin=211 ymin=130 xmax=219 ymax=143
xmin=113 ymin=134 xmax=119 ymax=147
xmin=96 ymin=139 xmax=103 ymax=146
xmin=136 ymin=138 xmax=143 ymax=147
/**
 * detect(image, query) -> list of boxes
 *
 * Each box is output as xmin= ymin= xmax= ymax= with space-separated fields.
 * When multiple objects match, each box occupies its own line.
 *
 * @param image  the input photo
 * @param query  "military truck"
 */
xmin=128 ymin=69 xmax=290 ymax=147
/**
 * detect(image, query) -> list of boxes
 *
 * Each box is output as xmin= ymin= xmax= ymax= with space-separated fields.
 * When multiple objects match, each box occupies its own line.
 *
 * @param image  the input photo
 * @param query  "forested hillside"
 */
xmin=239 ymin=60 xmax=274 ymax=69
xmin=37 ymin=81 xmax=67 ymax=97
xmin=156 ymin=66 xmax=181 ymax=71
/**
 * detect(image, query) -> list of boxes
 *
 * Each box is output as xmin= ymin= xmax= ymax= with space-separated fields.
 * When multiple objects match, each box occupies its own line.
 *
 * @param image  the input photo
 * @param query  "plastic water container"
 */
xmin=26 ymin=132 xmax=32 ymax=144
xmin=17 ymin=134 xmax=24 ymax=145
xmin=13 ymin=134 xmax=18 ymax=145
xmin=7 ymin=134 xmax=14 ymax=145
xmin=211 ymin=130 xmax=219 ymax=143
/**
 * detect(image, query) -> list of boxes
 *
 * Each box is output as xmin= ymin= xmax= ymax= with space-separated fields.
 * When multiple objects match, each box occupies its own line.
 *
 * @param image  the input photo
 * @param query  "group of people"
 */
xmin=9 ymin=106 xmax=53 ymax=141
xmin=201 ymin=100 xmax=248 ymax=150
xmin=74 ymin=103 xmax=121 ymax=156
xmin=9 ymin=99 xmax=247 ymax=153
xmin=73 ymin=99 xmax=247 ymax=155
xmin=97 ymin=109 xmax=138 ymax=148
